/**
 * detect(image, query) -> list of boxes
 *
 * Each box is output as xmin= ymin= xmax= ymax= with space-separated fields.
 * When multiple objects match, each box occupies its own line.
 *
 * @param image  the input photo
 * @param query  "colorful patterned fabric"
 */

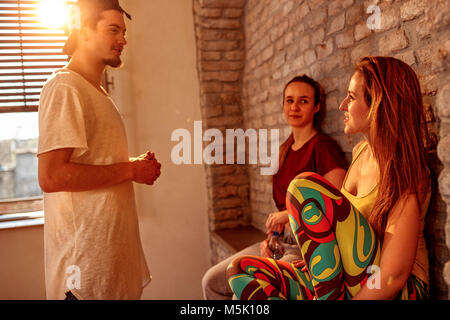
xmin=226 ymin=172 xmax=429 ymax=300
xmin=272 ymin=132 xmax=348 ymax=211
xmin=226 ymin=257 xmax=315 ymax=300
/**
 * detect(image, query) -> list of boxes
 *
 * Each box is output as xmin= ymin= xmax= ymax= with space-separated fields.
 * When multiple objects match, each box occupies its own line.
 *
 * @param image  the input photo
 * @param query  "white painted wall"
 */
xmin=109 ymin=0 xmax=210 ymax=299
xmin=0 ymin=226 xmax=45 ymax=299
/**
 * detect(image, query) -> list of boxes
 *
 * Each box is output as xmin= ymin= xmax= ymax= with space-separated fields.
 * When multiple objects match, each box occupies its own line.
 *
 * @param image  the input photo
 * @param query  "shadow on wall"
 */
xmin=426 ymin=153 xmax=449 ymax=299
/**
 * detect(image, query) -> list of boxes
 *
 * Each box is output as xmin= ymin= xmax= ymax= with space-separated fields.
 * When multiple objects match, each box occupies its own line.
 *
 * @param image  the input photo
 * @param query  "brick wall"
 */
xmin=193 ymin=0 xmax=250 ymax=233
xmin=193 ymin=0 xmax=450 ymax=298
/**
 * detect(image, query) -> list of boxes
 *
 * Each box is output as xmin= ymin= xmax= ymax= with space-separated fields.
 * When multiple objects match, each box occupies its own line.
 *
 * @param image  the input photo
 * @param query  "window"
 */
xmin=0 ymin=0 xmax=75 ymax=218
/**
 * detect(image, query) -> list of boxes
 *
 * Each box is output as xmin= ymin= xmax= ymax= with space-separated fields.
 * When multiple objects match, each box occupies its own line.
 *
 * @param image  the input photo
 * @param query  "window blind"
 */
xmin=0 ymin=0 xmax=74 ymax=113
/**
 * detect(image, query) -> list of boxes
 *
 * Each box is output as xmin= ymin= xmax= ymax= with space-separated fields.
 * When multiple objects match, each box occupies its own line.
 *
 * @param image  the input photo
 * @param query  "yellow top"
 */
xmin=340 ymin=141 xmax=430 ymax=284
xmin=340 ymin=141 xmax=379 ymax=218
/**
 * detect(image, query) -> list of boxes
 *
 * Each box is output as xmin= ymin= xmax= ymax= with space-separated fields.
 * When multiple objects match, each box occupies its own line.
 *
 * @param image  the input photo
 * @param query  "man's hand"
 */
xmin=144 ymin=151 xmax=155 ymax=160
xmin=130 ymin=151 xmax=161 ymax=185
xmin=131 ymin=151 xmax=155 ymax=161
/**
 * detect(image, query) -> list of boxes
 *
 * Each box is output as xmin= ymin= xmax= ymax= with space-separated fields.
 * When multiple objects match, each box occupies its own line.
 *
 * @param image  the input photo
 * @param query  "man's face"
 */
xmin=83 ymin=9 xmax=127 ymax=68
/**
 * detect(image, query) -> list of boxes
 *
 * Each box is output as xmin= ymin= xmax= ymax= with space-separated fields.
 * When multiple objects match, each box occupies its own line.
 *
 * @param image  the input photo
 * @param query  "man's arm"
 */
xmin=38 ymin=148 xmax=160 ymax=193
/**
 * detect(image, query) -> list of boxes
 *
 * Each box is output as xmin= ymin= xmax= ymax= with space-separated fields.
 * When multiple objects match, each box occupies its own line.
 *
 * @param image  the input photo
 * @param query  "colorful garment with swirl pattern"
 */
xmin=226 ymin=172 xmax=428 ymax=300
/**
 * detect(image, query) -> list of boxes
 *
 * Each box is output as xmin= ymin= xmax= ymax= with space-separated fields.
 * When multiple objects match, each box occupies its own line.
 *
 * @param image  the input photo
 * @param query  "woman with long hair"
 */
xmin=227 ymin=56 xmax=432 ymax=300
xmin=202 ymin=75 xmax=347 ymax=300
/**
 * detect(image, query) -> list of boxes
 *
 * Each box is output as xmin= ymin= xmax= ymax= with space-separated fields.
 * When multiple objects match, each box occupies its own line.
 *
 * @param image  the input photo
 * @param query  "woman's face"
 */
xmin=283 ymin=82 xmax=319 ymax=129
xmin=339 ymin=72 xmax=371 ymax=135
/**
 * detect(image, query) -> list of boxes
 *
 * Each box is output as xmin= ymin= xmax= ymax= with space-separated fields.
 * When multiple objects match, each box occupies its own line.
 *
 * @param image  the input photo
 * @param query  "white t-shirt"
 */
xmin=38 ymin=69 xmax=151 ymax=300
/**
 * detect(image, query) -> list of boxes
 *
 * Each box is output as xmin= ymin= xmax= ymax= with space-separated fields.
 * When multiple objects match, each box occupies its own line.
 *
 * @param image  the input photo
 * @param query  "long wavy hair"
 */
xmin=278 ymin=75 xmax=326 ymax=169
xmin=356 ymin=56 xmax=431 ymax=238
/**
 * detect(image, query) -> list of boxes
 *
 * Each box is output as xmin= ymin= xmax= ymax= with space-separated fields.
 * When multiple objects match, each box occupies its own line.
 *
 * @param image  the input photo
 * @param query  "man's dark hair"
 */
xmin=63 ymin=0 xmax=131 ymax=56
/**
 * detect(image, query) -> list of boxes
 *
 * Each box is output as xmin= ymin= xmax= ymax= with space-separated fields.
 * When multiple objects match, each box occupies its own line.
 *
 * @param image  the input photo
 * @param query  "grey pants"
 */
xmin=201 ymin=237 xmax=302 ymax=300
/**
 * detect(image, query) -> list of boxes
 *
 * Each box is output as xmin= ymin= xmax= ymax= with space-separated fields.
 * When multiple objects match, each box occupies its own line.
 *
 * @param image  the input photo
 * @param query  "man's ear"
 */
xmin=79 ymin=26 xmax=90 ymax=42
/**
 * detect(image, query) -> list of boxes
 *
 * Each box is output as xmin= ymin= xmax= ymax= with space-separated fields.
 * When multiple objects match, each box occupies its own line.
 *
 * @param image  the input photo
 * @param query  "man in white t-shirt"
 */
xmin=37 ymin=0 xmax=160 ymax=300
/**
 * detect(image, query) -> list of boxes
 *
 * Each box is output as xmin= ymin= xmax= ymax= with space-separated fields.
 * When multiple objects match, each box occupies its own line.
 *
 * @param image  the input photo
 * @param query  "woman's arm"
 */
xmin=323 ymin=168 xmax=346 ymax=189
xmin=352 ymin=192 xmax=421 ymax=300
xmin=314 ymin=138 xmax=350 ymax=190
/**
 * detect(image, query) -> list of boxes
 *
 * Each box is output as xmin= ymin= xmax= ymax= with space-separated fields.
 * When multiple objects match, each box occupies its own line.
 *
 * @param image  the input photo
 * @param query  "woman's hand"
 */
xmin=292 ymin=259 xmax=308 ymax=273
xmin=266 ymin=210 xmax=289 ymax=234
xmin=259 ymin=236 xmax=273 ymax=258
xmin=260 ymin=234 xmax=285 ymax=258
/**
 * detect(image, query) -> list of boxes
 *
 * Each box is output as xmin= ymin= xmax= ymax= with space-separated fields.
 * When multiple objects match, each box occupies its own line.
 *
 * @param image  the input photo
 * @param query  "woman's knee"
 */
xmin=202 ymin=261 xmax=235 ymax=299
xmin=202 ymin=259 xmax=229 ymax=289
xmin=226 ymin=255 xmax=260 ymax=278
xmin=287 ymin=171 xmax=340 ymax=203
xmin=226 ymin=256 xmax=244 ymax=278
xmin=288 ymin=172 xmax=326 ymax=195
xmin=201 ymin=266 xmax=214 ymax=290
xmin=293 ymin=171 xmax=320 ymax=181
xmin=290 ymin=171 xmax=336 ymax=189
xmin=286 ymin=172 xmax=331 ymax=227
xmin=287 ymin=172 xmax=320 ymax=207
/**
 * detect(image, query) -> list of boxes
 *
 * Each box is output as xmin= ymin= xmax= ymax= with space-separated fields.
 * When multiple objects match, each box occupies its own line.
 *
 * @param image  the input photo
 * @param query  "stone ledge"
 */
xmin=210 ymin=226 xmax=266 ymax=265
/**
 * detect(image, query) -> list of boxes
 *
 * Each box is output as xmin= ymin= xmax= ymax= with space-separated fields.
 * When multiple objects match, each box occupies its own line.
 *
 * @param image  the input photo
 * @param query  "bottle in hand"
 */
xmin=268 ymin=231 xmax=284 ymax=260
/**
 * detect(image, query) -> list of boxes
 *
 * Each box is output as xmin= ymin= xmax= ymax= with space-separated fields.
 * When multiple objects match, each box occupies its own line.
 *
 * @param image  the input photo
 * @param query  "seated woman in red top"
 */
xmin=201 ymin=75 xmax=348 ymax=300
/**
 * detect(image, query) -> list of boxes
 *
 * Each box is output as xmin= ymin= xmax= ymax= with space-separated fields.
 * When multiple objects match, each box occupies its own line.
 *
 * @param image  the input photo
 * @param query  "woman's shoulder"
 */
xmin=311 ymin=132 xmax=348 ymax=171
xmin=314 ymin=132 xmax=334 ymax=143
xmin=313 ymin=132 xmax=343 ymax=150
xmin=351 ymin=140 xmax=367 ymax=158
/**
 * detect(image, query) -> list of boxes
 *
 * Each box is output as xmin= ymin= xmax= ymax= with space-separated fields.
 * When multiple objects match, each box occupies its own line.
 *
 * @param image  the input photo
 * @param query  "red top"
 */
xmin=272 ymin=132 xmax=348 ymax=211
